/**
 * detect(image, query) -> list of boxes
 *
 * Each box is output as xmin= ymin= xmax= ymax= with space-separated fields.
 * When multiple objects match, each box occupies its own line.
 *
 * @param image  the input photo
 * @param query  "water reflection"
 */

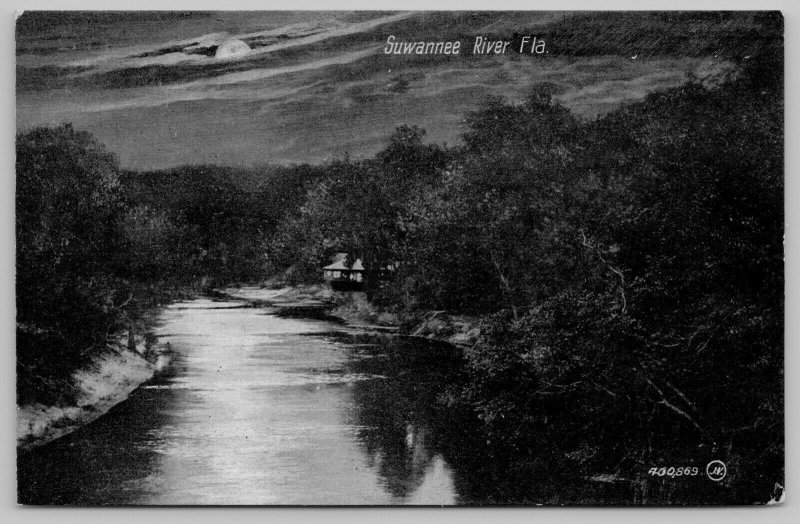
xmin=336 ymin=334 xmax=459 ymax=503
xmin=18 ymin=300 xmax=464 ymax=505
xmin=18 ymin=297 xmax=627 ymax=506
xmin=319 ymin=332 xmax=622 ymax=506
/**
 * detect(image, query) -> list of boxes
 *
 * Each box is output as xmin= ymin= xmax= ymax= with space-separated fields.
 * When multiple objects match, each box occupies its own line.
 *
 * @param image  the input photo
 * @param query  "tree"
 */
xmin=16 ymin=125 xmax=130 ymax=403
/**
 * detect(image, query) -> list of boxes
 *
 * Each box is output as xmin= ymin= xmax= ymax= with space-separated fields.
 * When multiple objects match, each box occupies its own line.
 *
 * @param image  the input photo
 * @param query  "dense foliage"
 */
xmin=265 ymin=125 xmax=449 ymax=286
xmin=266 ymin=49 xmax=783 ymax=502
xmin=17 ymin=126 xmax=130 ymax=404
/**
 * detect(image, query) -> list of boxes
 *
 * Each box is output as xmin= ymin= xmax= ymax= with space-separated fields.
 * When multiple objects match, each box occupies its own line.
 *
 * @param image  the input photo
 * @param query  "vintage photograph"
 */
xmin=15 ymin=10 xmax=783 ymax=505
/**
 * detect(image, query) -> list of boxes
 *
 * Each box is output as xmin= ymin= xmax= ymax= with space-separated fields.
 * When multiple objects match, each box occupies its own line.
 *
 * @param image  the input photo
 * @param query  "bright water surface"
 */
xmin=18 ymin=294 xmax=479 ymax=505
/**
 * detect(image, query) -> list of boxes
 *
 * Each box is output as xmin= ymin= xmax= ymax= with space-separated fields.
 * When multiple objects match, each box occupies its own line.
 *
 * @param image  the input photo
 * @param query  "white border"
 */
xmin=2 ymin=1 xmax=796 ymax=523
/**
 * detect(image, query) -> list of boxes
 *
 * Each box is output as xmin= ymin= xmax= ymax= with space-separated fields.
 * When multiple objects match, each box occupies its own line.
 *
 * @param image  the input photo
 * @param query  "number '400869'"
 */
xmin=648 ymin=466 xmax=699 ymax=478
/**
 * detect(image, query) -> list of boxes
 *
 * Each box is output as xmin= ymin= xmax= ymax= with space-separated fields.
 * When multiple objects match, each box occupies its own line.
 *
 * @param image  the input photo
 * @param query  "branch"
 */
xmin=579 ymin=229 xmax=627 ymax=314
xmin=112 ymin=293 xmax=134 ymax=310
xmin=656 ymin=399 xmax=704 ymax=433
xmin=664 ymin=380 xmax=699 ymax=414
xmin=593 ymin=382 xmax=619 ymax=398
xmin=641 ymin=373 xmax=705 ymax=434
xmin=490 ymin=252 xmax=518 ymax=319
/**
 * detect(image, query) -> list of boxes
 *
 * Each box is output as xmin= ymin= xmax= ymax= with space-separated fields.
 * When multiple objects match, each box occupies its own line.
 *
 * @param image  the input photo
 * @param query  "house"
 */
xmin=323 ymin=253 xmax=366 ymax=291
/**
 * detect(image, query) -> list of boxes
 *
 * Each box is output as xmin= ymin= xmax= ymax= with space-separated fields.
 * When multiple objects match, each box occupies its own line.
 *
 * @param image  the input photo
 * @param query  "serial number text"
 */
xmin=648 ymin=466 xmax=700 ymax=478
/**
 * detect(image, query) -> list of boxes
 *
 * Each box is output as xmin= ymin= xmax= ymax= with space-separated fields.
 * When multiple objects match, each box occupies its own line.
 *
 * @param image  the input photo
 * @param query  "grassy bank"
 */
xmin=17 ymin=333 xmax=170 ymax=450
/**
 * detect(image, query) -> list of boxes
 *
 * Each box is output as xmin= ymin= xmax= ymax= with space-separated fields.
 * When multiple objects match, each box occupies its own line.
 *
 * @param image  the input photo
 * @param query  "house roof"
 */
xmin=322 ymin=257 xmax=365 ymax=271
xmin=323 ymin=259 xmax=349 ymax=271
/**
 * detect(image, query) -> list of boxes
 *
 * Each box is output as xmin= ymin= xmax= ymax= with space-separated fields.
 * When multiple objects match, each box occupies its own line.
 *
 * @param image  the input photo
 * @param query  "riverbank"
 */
xmin=16 ymin=335 xmax=170 ymax=451
xmin=16 ymin=283 xmax=478 ymax=452
xmin=17 ymin=291 xmax=470 ymax=505
xmin=217 ymin=284 xmax=483 ymax=348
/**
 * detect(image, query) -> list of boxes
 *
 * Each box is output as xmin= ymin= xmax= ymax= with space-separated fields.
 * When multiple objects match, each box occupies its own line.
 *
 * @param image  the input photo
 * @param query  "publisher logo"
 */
xmin=706 ymin=460 xmax=727 ymax=482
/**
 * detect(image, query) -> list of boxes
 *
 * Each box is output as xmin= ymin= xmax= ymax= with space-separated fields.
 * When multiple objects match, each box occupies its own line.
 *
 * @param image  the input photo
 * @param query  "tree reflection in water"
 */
xmin=341 ymin=334 xmax=472 ymax=502
xmin=19 ymin=327 xmax=640 ymax=506
xmin=336 ymin=332 xmax=638 ymax=505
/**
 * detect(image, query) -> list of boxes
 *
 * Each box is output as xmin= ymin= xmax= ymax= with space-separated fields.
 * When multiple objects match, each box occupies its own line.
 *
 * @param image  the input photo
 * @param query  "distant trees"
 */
xmin=265 ymin=126 xmax=449 ymax=288
xmin=121 ymin=163 xmax=326 ymax=284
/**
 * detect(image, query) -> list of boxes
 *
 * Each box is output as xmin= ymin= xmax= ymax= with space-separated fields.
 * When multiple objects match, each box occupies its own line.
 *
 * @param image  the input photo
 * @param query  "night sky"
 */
xmin=16 ymin=11 xmax=730 ymax=170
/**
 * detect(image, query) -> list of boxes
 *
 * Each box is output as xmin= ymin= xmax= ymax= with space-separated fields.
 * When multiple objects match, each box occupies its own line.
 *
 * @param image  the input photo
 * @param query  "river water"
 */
xmin=18 ymin=292 xmax=501 ymax=505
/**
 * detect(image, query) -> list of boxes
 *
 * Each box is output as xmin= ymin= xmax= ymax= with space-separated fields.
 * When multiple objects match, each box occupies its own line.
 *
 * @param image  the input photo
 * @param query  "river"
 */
xmin=14 ymin=290 xmax=739 ymax=506
xmin=17 ymin=291 xmax=501 ymax=505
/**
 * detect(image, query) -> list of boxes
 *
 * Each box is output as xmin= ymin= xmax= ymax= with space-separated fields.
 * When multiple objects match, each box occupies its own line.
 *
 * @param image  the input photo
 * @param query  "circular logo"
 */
xmin=706 ymin=460 xmax=727 ymax=482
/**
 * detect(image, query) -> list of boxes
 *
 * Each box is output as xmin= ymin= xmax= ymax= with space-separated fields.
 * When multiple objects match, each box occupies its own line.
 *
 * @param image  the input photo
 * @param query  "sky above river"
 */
xmin=16 ymin=11 xmax=729 ymax=170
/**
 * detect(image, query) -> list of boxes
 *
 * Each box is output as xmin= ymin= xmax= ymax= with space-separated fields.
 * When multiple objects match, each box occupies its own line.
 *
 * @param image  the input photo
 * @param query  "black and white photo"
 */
xmin=14 ymin=9 xmax=784 ymax=506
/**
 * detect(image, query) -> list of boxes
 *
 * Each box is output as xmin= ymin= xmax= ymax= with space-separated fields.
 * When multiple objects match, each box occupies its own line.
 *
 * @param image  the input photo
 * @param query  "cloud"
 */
xmin=78 ymin=46 xmax=382 ymax=114
xmin=67 ymin=12 xmax=413 ymax=75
